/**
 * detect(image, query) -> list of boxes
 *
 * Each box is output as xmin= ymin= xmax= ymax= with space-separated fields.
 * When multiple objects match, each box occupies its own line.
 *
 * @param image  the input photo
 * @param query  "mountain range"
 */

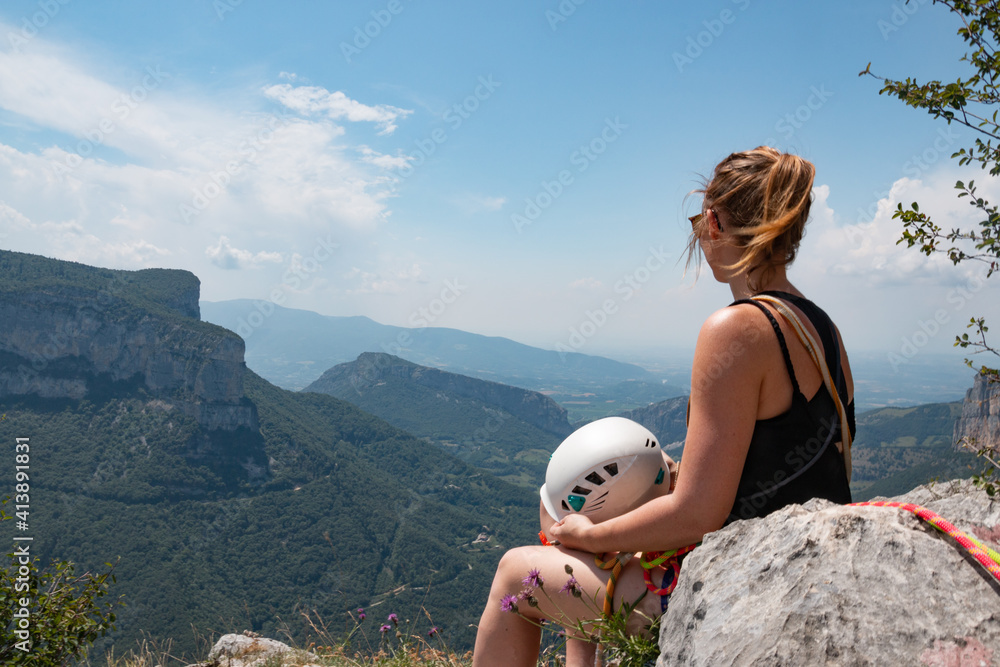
xmin=0 ymin=250 xmax=536 ymax=661
xmin=0 ymin=249 xmax=990 ymax=663
xmin=200 ymin=299 xmax=672 ymax=393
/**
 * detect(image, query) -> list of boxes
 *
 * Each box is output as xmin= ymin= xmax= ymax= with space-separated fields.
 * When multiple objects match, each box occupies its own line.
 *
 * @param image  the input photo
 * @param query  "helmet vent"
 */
xmin=561 ymin=500 xmax=570 ymax=511
xmin=585 ymin=491 xmax=610 ymax=513
xmin=645 ymin=438 xmax=658 ymax=448
xmin=571 ymin=485 xmax=591 ymax=496
xmin=603 ymin=463 xmax=619 ymax=476
xmin=585 ymin=472 xmax=605 ymax=485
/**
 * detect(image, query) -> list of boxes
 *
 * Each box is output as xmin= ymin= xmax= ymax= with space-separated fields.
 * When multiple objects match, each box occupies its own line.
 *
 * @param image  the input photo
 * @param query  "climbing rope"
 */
xmin=850 ymin=501 xmax=1000 ymax=582
xmin=638 ymin=544 xmax=698 ymax=596
xmin=593 ymin=552 xmax=633 ymax=617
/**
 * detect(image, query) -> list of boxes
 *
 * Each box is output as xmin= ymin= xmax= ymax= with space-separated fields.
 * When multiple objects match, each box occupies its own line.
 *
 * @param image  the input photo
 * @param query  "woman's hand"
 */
xmin=548 ymin=513 xmax=597 ymax=552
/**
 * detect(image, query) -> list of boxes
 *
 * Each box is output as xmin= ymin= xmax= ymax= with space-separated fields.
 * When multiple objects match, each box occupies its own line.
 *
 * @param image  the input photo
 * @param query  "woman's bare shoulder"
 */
xmin=691 ymin=303 xmax=777 ymax=388
xmin=696 ymin=303 xmax=776 ymax=351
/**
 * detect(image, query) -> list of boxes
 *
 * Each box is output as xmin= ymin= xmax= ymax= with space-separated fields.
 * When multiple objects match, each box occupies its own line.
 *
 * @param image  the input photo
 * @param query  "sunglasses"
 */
xmin=689 ymin=209 xmax=723 ymax=232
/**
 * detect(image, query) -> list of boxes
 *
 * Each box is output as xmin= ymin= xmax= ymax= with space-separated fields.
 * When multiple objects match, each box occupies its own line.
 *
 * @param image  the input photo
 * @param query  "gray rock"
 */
xmin=658 ymin=479 xmax=1000 ymax=666
xmin=955 ymin=372 xmax=1000 ymax=452
xmin=618 ymin=395 xmax=689 ymax=451
xmin=197 ymin=633 xmax=321 ymax=667
xmin=0 ymin=273 xmax=257 ymax=432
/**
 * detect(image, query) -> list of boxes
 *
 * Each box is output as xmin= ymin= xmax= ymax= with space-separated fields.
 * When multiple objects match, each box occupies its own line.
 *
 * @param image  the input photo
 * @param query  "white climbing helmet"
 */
xmin=540 ymin=416 xmax=666 ymax=524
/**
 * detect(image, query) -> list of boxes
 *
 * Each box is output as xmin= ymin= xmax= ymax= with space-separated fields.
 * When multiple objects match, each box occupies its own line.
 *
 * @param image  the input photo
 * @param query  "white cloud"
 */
xmin=263 ymin=83 xmax=412 ymax=135
xmin=452 ymin=193 xmax=507 ymax=214
xmin=206 ymin=236 xmax=283 ymax=270
xmin=569 ymin=277 xmax=604 ymax=290
xmin=0 ymin=26 xmax=407 ymax=284
xmin=358 ymin=145 xmax=412 ymax=170
xmin=798 ymin=170 xmax=1000 ymax=287
xmin=342 ymin=261 xmax=426 ymax=295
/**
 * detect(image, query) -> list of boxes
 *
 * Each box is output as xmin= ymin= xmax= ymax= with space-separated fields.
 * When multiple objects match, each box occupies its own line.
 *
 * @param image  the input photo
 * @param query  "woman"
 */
xmin=472 ymin=147 xmax=854 ymax=667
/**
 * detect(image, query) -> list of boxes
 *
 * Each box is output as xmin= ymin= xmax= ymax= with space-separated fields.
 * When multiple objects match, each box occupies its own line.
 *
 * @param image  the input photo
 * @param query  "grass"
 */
xmin=96 ymin=610 xmax=475 ymax=667
xmin=92 ymin=567 xmax=658 ymax=667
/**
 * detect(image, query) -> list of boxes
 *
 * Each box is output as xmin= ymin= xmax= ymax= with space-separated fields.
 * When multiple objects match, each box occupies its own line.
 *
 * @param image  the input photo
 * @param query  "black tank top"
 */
xmin=724 ymin=291 xmax=854 ymax=525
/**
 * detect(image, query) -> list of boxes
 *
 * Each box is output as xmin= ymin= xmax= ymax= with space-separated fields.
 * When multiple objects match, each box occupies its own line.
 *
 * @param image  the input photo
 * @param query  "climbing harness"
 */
xmin=850 ymin=500 xmax=1000 ymax=582
xmin=590 ymin=543 xmax=699 ymax=618
xmin=638 ymin=545 xmax=698 ymax=597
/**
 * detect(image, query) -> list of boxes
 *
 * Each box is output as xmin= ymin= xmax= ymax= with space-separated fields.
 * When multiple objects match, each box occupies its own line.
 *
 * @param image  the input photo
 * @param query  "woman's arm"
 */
xmin=549 ymin=305 xmax=767 ymax=554
xmin=539 ymin=500 xmax=556 ymax=537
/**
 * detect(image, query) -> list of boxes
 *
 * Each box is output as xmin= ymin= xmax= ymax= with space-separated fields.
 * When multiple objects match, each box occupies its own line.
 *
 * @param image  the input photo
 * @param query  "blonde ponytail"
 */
xmin=687 ymin=147 xmax=815 ymax=291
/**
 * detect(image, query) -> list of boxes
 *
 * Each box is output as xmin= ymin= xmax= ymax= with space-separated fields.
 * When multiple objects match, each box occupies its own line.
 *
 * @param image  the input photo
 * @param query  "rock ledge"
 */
xmin=657 ymin=479 xmax=1000 ymax=666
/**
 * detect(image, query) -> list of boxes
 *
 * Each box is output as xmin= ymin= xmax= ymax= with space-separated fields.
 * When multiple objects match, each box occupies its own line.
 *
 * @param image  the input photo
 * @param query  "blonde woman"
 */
xmin=472 ymin=147 xmax=854 ymax=667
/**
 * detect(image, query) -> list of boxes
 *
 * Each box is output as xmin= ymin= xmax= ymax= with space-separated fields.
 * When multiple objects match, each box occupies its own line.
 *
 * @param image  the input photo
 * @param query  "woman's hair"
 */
xmin=686 ymin=146 xmax=815 ymax=291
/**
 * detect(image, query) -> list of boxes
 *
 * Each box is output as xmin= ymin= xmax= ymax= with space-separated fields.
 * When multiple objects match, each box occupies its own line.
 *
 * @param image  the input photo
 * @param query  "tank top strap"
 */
xmin=730 ymin=298 xmax=802 ymax=396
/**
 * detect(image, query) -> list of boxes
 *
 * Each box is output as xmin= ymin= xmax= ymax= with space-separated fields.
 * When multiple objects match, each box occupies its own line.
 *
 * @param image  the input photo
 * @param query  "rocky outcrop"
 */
xmin=307 ymin=352 xmax=573 ymax=436
xmin=618 ymin=395 xmax=689 ymax=451
xmin=955 ymin=371 xmax=1000 ymax=452
xmin=658 ymin=479 xmax=1000 ymax=666
xmin=0 ymin=250 xmax=256 ymax=431
xmin=186 ymin=633 xmax=320 ymax=667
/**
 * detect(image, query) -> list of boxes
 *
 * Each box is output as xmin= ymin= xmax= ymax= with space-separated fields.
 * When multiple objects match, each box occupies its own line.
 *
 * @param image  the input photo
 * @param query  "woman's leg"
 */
xmin=565 ymin=638 xmax=598 ymax=667
xmin=472 ymin=545 xmax=659 ymax=667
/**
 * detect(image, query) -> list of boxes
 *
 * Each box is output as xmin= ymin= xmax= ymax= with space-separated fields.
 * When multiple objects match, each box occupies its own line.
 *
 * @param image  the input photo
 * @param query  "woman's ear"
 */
xmin=708 ymin=209 xmax=727 ymax=241
xmin=708 ymin=212 xmax=722 ymax=240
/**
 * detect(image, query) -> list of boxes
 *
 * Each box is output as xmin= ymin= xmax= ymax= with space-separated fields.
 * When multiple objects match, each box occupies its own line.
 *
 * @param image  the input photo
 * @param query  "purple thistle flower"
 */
xmin=388 ymin=613 xmax=398 ymax=625
xmin=428 ymin=626 xmax=439 ymax=637
xmin=559 ymin=576 xmax=579 ymax=595
xmin=380 ymin=624 xmax=391 ymax=634
xmin=357 ymin=608 xmax=366 ymax=621
xmin=522 ymin=568 xmax=544 ymax=588
xmin=500 ymin=593 xmax=519 ymax=613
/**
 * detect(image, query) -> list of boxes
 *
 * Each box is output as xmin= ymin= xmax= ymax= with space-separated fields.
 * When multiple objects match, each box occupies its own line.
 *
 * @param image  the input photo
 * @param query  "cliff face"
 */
xmin=954 ymin=371 xmax=1000 ymax=451
xmin=618 ymin=395 xmax=689 ymax=450
xmin=0 ymin=251 xmax=256 ymax=431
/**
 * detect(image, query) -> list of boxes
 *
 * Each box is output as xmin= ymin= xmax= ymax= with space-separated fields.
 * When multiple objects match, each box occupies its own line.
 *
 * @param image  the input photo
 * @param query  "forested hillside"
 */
xmin=850 ymin=402 xmax=980 ymax=500
xmin=304 ymin=353 xmax=570 ymax=487
xmin=0 ymin=371 xmax=537 ymax=662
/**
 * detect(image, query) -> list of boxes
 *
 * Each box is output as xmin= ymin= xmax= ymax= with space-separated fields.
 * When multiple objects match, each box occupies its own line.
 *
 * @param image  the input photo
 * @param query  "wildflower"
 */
xmin=428 ymin=626 xmax=439 ymax=637
xmin=514 ymin=587 xmax=539 ymax=607
xmin=380 ymin=624 xmax=391 ymax=634
xmin=522 ymin=568 xmax=544 ymax=588
xmin=500 ymin=593 xmax=519 ymax=613
xmin=559 ymin=576 xmax=579 ymax=595
xmin=387 ymin=613 xmax=398 ymax=625
xmin=357 ymin=608 xmax=366 ymax=621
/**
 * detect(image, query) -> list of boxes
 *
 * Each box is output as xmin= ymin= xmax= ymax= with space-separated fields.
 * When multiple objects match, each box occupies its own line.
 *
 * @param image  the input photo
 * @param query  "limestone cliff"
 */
xmin=0 ymin=250 xmax=256 ymax=431
xmin=954 ymin=371 xmax=1000 ymax=451
xmin=617 ymin=395 xmax=689 ymax=451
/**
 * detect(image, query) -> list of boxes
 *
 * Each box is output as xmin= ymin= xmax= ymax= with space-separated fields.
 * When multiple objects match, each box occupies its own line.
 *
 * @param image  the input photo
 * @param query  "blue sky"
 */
xmin=0 ymin=0 xmax=997 ymax=379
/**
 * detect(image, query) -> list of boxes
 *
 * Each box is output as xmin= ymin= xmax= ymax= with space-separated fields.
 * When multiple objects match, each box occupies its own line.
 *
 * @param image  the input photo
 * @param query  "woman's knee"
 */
xmin=493 ymin=546 xmax=538 ymax=591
